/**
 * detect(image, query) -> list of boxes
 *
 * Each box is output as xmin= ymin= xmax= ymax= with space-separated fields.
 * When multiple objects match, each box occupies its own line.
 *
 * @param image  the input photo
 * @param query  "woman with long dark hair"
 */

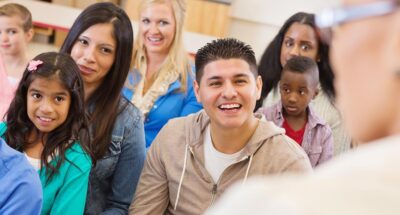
xmin=60 ymin=3 xmax=146 ymax=214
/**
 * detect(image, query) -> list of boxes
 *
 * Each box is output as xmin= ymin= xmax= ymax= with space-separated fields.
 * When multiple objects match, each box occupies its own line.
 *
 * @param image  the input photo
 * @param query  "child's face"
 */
xmin=27 ymin=77 xmax=71 ymax=134
xmin=194 ymin=58 xmax=262 ymax=130
xmin=0 ymin=15 xmax=33 ymax=56
xmin=279 ymin=70 xmax=318 ymax=117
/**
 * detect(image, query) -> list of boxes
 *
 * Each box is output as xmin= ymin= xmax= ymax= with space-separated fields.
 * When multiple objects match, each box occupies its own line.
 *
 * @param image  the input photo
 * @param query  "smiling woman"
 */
xmin=70 ymin=23 xmax=116 ymax=99
xmin=60 ymin=2 xmax=146 ymax=214
xmin=123 ymin=0 xmax=202 ymax=148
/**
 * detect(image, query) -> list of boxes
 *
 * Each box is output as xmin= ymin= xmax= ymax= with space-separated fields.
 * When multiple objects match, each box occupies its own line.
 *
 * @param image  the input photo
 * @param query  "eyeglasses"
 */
xmin=315 ymin=0 xmax=398 ymax=44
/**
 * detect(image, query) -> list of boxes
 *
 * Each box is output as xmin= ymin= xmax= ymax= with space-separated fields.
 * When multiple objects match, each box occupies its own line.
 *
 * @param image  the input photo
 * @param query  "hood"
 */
xmin=182 ymin=110 xmax=286 ymax=156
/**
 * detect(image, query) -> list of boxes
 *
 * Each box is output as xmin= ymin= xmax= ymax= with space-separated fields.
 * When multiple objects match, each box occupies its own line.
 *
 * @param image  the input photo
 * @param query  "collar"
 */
xmin=273 ymin=100 xmax=327 ymax=129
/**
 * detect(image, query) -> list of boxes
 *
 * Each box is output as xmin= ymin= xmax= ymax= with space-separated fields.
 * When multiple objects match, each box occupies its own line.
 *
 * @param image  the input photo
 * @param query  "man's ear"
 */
xmin=256 ymin=75 xmax=262 ymax=100
xmin=193 ymin=80 xmax=201 ymax=103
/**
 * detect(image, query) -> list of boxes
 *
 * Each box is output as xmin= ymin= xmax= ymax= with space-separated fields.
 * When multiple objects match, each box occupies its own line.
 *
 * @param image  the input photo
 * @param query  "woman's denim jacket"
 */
xmin=84 ymin=97 xmax=146 ymax=215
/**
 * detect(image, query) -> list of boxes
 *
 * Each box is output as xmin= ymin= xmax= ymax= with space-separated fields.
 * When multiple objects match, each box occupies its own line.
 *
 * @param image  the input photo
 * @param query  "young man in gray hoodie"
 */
xmin=130 ymin=38 xmax=312 ymax=215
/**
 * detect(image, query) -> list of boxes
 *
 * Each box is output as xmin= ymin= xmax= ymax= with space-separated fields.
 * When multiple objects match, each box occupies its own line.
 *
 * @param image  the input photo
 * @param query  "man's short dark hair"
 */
xmin=195 ymin=38 xmax=257 ymax=83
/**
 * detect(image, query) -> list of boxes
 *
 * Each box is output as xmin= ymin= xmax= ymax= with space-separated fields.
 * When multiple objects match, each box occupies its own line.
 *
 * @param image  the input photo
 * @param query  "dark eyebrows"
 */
xmin=284 ymin=36 xmax=315 ymax=46
xmin=300 ymin=41 xmax=314 ymax=46
xmin=79 ymin=35 xmax=89 ymax=40
xmin=206 ymin=76 xmax=221 ymax=81
xmin=28 ymin=88 xmax=40 ymax=94
xmin=79 ymin=35 xmax=115 ymax=49
xmin=54 ymin=92 xmax=69 ymax=96
xmin=28 ymin=87 xmax=69 ymax=96
xmin=284 ymin=36 xmax=293 ymax=41
xmin=234 ymin=73 xmax=250 ymax=79
xmin=206 ymin=73 xmax=250 ymax=81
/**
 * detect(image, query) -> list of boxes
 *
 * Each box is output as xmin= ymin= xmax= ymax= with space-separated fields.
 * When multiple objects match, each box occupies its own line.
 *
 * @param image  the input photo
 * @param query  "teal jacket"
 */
xmin=0 ymin=123 xmax=92 ymax=215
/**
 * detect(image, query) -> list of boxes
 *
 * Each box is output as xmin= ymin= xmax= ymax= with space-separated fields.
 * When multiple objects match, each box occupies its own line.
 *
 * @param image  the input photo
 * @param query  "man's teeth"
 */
xmin=220 ymin=104 xmax=240 ymax=109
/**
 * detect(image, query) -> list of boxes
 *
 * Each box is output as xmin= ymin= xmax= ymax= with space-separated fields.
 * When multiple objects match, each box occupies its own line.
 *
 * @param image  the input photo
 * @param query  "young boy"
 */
xmin=129 ymin=38 xmax=312 ymax=215
xmin=258 ymin=56 xmax=333 ymax=167
xmin=0 ymin=3 xmax=33 ymax=118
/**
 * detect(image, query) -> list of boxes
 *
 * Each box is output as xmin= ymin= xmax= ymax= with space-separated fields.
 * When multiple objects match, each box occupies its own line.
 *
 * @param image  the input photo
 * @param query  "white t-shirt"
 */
xmin=204 ymin=125 xmax=244 ymax=183
xmin=24 ymin=153 xmax=41 ymax=171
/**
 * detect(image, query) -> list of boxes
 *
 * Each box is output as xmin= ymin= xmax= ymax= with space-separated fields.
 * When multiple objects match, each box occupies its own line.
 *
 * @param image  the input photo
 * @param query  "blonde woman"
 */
xmin=123 ymin=0 xmax=202 ymax=148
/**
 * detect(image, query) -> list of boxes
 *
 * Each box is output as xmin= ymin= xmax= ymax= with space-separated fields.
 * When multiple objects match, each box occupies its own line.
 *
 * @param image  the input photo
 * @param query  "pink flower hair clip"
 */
xmin=27 ymin=60 xmax=43 ymax=72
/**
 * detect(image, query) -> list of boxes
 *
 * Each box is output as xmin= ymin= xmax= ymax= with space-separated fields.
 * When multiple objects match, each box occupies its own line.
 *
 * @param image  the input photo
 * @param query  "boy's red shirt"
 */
xmin=282 ymin=119 xmax=307 ymax=145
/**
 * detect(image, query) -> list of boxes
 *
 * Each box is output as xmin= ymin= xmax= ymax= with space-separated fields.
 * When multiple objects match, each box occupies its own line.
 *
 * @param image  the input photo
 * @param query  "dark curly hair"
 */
xmin=4 ymin=52 xmax=91 ymax=181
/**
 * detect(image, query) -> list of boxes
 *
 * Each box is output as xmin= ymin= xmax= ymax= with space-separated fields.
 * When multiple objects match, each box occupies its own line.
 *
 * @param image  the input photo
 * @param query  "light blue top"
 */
xmin=0 ymin=137 xmax=42 ymax=215
xmin=123 ymin=70 xmax=203 ymax=148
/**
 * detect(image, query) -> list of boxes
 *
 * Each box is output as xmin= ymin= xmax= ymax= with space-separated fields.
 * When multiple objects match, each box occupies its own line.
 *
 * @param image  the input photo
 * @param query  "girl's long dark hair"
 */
xmin=60 ymin=3 xmax=133 ymax=160
xmin=255 ymin=12 xmax=335 ymax=110
xmin=5 ymin=52 xmax=91 ymax=181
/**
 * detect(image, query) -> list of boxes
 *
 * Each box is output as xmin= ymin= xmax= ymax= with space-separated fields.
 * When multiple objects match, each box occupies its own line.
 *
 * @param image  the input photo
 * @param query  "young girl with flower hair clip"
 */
xmin=0 ymin=52 xmax=93 ymax=215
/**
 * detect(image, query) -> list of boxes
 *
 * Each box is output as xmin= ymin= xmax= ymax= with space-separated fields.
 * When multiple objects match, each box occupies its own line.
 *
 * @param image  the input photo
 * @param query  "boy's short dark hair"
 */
xmin=282 ymin=56 xmax=319 ymax=85
xmin=0 ymin=3 xmax=32 ymax=32
xmin=195 ymin=38 xmax=257 ymax=83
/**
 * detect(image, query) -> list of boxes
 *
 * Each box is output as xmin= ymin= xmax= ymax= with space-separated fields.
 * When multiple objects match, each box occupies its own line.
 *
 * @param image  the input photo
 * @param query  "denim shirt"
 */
xmin=84 ymin=97 xmax=146 ymax=215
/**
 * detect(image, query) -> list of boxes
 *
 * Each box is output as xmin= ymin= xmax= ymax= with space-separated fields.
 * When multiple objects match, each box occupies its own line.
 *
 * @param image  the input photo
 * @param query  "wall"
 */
xmin=121 ymin=0 xmax=339 ymax=59
xmin=228 ymin=0 xmax=339 ymax=60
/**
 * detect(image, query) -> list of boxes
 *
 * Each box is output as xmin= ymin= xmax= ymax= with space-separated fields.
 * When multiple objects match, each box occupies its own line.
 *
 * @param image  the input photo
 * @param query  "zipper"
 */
xmin=189 ymin=145 xmax=253 ymax=209
xmin=210 ymin=184 xmax=218 ymax=206
xmin=187 ymin=146 xmax=219 ymax=208
xmin=208 ymin=155 xmax=249 ymax=208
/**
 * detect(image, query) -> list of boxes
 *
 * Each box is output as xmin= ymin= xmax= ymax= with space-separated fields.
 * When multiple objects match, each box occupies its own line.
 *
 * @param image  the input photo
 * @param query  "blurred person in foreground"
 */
xmin=205 ymin=0 xmax=400 ymax=214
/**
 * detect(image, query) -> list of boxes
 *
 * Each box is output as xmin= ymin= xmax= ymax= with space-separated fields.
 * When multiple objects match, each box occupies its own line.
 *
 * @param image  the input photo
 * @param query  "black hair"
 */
xmin=195 ymin=38 xmax=257 ymax=83
xmin=256 ymin=12 xmax=335 ymax=110
xmin=5 ymin=52 xmax=91 ymax=181
xmin=60 ymin=2 xmax=133 ymax=159
xmin=282 ymin=56 xmax=319 ymax=86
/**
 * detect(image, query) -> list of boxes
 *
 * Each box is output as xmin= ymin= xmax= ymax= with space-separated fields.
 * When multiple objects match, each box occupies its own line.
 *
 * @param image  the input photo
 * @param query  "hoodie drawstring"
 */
xmin=242 ymin=154 xmax=253 ymax=185
xmin=174 ymin=143 xmax=189 ymax=210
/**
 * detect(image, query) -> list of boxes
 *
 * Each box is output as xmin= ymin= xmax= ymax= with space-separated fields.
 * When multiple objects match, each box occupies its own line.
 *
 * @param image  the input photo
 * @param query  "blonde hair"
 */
xmin=0 ymin=3 xmax=32 ymax=32
xmin=132 ymin=0 xmax=190 ymax=92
